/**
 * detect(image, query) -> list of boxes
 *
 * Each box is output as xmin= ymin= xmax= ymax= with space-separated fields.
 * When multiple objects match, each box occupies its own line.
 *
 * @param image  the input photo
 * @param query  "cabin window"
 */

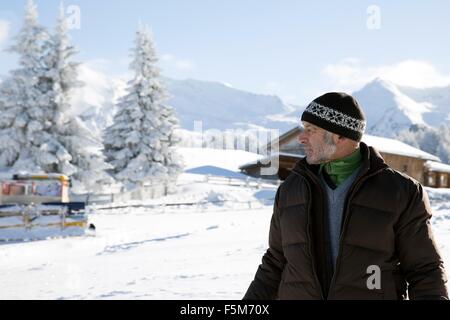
xmin=8 ymin=183 xmax=28 ymax=196
xmin=439 ymin=174 xmax=447 ymax=187
xmin=35 ymin=182 xmax=62 ymax=197
xmin=428 ymin=175 xmax=435 ymax=186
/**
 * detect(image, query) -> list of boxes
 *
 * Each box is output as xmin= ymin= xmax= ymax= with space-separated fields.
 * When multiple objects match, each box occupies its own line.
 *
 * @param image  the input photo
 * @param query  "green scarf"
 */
xmin=319 ymin=148 xmax=362 ymax=187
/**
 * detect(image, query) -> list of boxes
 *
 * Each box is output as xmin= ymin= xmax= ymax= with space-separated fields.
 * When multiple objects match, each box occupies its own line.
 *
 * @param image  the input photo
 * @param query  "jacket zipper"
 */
xmin=304 ymin=177 xmax=326 ymax=300
xmin=326 ymin=168 xmax=385 ymax=299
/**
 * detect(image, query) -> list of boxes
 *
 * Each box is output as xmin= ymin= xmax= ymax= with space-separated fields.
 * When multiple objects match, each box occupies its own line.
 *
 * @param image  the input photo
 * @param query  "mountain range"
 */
xmin=6 ymin=64 xmax=450 ymax=140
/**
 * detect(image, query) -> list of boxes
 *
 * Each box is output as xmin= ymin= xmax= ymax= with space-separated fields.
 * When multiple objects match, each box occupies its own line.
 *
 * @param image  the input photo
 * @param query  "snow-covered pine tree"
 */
xmin=396 ymin=123 xmax=450 ymax=164
xmin=435 ymin=125 xmax=450 ymax=164
xmin=0 ymin=1 xmax=113 ymax=193
xmin=37 ymin=3 xmax=113 ymax=193
xmin=397 ymin=124 xmax=440 ymax=158
xmin=103 ymin=26 xmax=183 ymax=190
xmin=0 ymin=0 xmax=49 ymax=168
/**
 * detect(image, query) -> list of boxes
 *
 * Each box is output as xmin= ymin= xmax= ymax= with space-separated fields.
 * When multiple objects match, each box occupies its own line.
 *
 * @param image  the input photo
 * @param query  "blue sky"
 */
xmin=1 ymin=0 xmax=450 ymax=105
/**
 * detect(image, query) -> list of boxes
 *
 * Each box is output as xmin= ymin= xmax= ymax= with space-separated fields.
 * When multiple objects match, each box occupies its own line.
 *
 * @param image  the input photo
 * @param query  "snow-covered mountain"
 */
xmin=239 ymin=78 xmax=450 ymax=140
xmin=268 ymin=78 xmax=450 ymax=139
xmin=69 ymin=66 xmax=299 ymax=137
xmin=399 ymin=85 xmax=450 ymax=126
xmin=352 ymin=78 xmax=437 ymax=138
xmin=15 ymin=65 xmax=450 ymax=140
xmin=164 ymin=78 xmax=297 ymax=131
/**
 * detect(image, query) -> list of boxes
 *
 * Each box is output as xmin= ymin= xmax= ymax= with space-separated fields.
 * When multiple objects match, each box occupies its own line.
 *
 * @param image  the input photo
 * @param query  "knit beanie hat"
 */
xmin=301 ymin=92 xmax=366 ymax=141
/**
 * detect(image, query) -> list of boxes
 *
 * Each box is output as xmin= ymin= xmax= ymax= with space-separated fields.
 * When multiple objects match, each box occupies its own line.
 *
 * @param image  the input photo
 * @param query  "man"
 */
xmin=244 ymin=92 xmax=448 ymax=300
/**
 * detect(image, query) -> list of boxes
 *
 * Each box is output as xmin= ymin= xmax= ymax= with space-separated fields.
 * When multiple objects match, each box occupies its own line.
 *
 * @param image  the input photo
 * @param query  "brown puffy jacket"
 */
xmin=244 ymin=142 xmax=448 ymax=300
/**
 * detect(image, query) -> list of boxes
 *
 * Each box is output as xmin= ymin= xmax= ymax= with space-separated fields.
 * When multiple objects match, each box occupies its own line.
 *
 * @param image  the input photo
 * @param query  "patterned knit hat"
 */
xmin=301 ymin=92 xmax=366 ymax=141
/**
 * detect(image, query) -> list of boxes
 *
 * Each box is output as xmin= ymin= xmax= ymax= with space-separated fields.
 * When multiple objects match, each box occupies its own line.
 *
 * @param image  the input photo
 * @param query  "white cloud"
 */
xmin=161 ymin=53 xmax=195 ymax=71
xmin=322 ymin=59 xmax=450 ymax=92
xmin=376 ymin=60 xmax=450 ymax=87
xmin=0 ymin=20 xmax=10 ymax=47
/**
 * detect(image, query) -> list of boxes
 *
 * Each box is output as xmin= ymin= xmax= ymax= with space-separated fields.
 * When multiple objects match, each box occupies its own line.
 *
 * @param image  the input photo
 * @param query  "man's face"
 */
xmin=298 ymin=121 xmax=337 ymax=164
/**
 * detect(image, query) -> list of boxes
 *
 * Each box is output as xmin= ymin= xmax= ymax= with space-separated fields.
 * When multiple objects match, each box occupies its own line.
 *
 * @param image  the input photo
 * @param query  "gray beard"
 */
xmin=306 ymin=142 xmax=337 ymax=165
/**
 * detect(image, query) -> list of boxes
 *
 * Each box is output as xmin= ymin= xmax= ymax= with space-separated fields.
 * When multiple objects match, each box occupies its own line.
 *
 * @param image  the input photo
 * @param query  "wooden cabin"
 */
xmin=240 ymin=126 xmax=450 ymax=188
xmin=424 ymin=161 xmax=450 ymax=188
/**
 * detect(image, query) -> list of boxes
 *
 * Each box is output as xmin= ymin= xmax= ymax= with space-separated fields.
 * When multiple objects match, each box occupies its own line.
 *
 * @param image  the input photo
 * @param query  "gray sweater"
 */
xmin=319 ymin=166 xmax=361 ymax=269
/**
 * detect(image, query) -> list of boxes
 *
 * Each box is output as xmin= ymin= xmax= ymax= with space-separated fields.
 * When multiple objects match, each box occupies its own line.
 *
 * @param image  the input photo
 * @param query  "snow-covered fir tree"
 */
xmin=103 ymin=26 xmax=183 ymax=190
xmin=39 ymin=3 xmax=113 ymax=192
xmin=396 ymin=123 xmax=450 ymax=164
xmin=0 ymin=0 xmax=49 ymax=168
xmin=436 ymin=125 xmax=450 ymax=164
xmin=0 ymin=1 xmax=113 ymax=193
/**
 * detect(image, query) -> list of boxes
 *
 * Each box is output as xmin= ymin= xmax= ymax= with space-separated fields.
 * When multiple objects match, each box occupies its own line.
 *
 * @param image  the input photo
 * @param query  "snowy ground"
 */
xmin=426 ymin=187 xmax=450 ymax=284
xmin=0 ymin=148 xmax=449 ymax=300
